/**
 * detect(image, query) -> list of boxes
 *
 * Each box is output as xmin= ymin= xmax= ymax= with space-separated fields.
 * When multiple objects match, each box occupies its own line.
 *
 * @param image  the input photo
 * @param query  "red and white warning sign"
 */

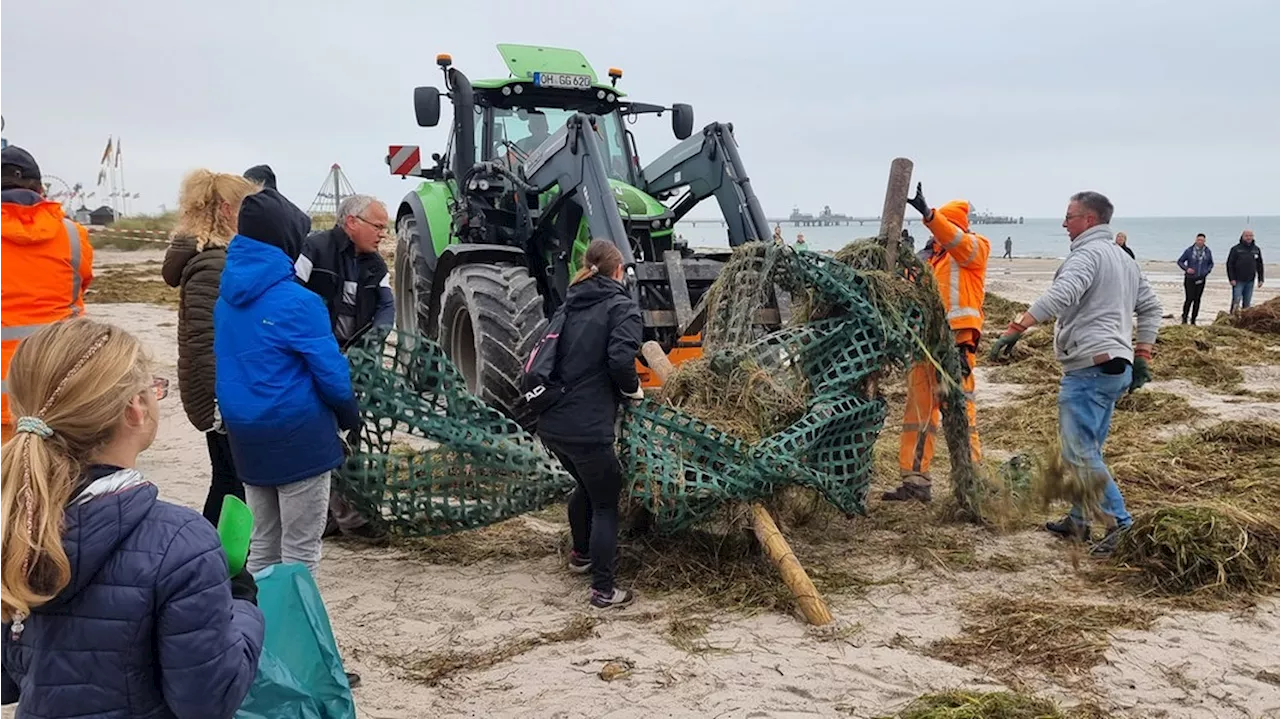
xmin=388 ymin=145 xmax=421 ymax=176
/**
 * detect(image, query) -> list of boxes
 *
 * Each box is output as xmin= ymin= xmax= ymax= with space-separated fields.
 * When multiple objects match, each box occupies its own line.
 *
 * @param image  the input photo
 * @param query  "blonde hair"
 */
xmin=173 ymin=170 xmax=260 ymax=250
xmin=1 ymin=319 xmax=151 ymax=622
xmin=570 ymin=239 xmax=625 ymax=285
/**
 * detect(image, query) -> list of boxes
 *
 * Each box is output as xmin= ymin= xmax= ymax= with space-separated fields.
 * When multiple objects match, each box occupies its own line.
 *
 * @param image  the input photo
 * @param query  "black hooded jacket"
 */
xmin=1225 ymin=239 xmax=1264 ymax=284
xmin=536 ymin=275 xmax=643 ymax=445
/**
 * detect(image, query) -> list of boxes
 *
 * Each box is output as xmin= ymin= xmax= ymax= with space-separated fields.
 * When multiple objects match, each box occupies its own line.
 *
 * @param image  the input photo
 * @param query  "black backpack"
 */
xmin=519 ymin=306 xmax=569 ymax=421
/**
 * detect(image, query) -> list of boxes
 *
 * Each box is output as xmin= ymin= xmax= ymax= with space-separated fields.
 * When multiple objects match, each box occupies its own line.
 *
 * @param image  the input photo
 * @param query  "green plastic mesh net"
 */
xmin=340 ymin=239 xmax=980 ymax=537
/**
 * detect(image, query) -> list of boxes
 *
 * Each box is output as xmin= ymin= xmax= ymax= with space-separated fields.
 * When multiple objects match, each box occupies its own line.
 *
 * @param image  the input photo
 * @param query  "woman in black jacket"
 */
xmin=161 ymin=170 xmax=261 ymax=524
xmin=537 ymin=240 xmax=643 ymax=609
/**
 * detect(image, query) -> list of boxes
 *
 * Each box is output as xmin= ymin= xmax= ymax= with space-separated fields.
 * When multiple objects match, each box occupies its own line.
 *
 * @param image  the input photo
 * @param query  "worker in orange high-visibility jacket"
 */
xmin=883 ymin=183 xmax=989 ymax=503
xmin=1 ymin=146 xmax=94 ymax=442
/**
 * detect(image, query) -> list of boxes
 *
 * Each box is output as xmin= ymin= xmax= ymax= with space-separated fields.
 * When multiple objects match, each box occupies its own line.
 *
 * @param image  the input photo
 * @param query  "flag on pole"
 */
xmin=97 ymin=168 xmax=107 ymax=186
xmin=114 ymin=138 xmax=121 ymax=167
xmin=100 ymin=136 xmax=113 ymax=165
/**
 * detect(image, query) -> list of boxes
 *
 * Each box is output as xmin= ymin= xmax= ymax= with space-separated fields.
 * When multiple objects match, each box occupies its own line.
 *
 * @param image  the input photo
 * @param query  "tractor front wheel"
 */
xmin=437 ymin=263 xmax=546 ymax=425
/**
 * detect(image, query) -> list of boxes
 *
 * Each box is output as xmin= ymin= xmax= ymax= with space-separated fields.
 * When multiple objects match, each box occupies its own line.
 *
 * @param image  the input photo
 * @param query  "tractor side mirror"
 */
xmin=414 ymin=87 xmax=442 ymax=127
xmin=671 ymin=103 xmax=694 ymax=140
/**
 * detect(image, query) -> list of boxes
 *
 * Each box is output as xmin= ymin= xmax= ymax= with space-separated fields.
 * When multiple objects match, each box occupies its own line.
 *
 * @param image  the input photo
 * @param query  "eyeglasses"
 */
xmin=1064 ymin=213 xmax=1087 ymax=222
xmin=354 ymin=215 xmax=388 ymax=233
xmin=151 ymin=377 xmax=169 ymax=401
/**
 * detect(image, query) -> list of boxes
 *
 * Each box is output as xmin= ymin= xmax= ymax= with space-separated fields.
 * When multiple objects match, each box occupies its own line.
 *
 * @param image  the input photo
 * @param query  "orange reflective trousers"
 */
xmin=898 ymin=342 xmax=981 ymax=481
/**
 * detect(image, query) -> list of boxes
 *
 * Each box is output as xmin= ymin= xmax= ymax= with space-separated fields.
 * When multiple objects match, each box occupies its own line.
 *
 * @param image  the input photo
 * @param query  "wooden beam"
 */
xmin=879 ymin=158 xmax=914 ymax=269
xmin=663 ymin=250 xmax=694 ymax=331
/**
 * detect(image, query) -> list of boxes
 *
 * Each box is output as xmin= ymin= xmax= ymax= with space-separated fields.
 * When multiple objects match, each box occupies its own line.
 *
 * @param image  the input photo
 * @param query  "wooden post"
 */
xmin=639 ymin=340 xmax=833 ymax=626
xmin=879 ymin=158 xmax=914 ymax=269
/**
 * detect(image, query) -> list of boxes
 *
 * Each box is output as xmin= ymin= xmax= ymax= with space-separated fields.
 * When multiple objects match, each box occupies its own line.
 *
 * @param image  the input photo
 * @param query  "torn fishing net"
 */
xmin=338 ymin=238 xmax=979 ymax=536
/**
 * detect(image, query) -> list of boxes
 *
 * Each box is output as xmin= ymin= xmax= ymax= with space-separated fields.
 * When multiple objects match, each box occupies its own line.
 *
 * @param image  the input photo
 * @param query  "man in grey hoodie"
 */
xmin=988 ymin=191 xmax=1162 ymax=557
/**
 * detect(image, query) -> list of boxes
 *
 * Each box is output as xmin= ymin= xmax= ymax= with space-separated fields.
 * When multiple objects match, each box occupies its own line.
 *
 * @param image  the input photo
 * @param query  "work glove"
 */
xmin=230 ymin=565 xmax=259 ymax=605
xmin=988 ymin=323 xmax=1026 ymax=361
xmin=907 ymin=182 xmax=932 ymax=219
xmin=339 ymin=430 xmax=358 ymax=458
xmin=1129 ymin=356 xmax=1152 ymax=394
xmin=622 ymin=385 xmax=645 ymax=404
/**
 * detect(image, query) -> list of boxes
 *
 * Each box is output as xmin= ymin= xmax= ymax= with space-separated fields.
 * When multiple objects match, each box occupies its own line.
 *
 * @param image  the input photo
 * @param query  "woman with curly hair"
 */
xmin=162 ymin=170 xmax=260 ymax=524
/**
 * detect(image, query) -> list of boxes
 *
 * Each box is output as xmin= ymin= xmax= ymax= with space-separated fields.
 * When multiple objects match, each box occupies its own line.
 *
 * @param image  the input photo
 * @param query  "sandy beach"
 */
xmin=15 ymin=249 xmax=1278 ymax=719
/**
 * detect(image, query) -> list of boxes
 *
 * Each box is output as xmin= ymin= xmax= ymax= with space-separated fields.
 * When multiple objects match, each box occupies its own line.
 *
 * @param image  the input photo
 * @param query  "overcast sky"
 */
xmin=3 ymin=0 xmax=1276 ymax=219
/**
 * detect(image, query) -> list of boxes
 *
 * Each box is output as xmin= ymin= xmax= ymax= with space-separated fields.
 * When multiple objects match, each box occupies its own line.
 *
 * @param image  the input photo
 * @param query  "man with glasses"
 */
xmin=295 ymin=194 xmax=393 ymax=548
xmin=989 ymin=191 xmax=1162 ymax=557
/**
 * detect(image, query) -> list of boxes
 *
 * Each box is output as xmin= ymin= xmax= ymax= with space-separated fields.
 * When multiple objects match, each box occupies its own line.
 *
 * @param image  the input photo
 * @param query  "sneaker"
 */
xmin=568 ymin=551 xmax=592 ymax=574
xmin=1090 ymin=525 xmax=1127 ymax=558
xmin=344 ymin=523 xmax=390 ymax=547
xmin=345 ymin=671 xmax=362 ymax=689
xmin=1044 ymin=514 xmax=1091 ymax=542
xmin=590 ymin=588 xmax=634 ymax=609
xmin=881 ymin=482 xmax=932 ymax=503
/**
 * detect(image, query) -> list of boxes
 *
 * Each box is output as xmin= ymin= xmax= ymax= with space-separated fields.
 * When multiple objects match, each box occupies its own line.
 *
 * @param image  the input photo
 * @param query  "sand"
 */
xmin=18 ymin=250 xmax=1280 ymax=719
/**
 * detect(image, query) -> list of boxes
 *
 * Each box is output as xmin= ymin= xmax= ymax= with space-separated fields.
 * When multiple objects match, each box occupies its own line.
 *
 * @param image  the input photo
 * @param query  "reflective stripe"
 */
xmin=943 ymin=227 xmax=966 ymax=249
xmin=66 ymin=220 xmax=83 ymax=316
xmin=949 ymin=259 xmax=961 ymax=315
xmin=0 ymin=324 xmax=49 ymax=341
xmin=294 ymin=254 xmax=314 ymax=281
xmin=0 ymin=379 xmax=7 ymax=394
xmin=342 ymin=281 xmax=358 ymax=305
xmin=946 ymin=307 xmax=982 ymax=320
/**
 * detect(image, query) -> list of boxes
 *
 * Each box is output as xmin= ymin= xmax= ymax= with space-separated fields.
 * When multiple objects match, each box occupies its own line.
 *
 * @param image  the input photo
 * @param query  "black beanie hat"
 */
xmin=243 ymin=164 xmax=277 ymax=190
xmin=237 ymin=188 xmax=310 ymax=260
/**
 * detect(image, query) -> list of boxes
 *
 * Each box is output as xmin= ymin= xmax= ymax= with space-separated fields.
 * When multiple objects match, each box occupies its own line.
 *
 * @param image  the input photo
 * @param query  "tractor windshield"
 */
xmin=492 ymin=107 xmax=634 ymax=184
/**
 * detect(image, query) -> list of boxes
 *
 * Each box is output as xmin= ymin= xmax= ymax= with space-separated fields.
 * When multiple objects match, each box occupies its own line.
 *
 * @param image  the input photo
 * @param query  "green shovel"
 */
xmin=216 ymin=495 xmax=253 ymax=577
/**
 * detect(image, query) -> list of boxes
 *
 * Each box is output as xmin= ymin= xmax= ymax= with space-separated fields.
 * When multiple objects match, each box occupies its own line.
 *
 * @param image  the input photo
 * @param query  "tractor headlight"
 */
xmin=607 ymin=93 xmax=616 ymax=103
xmin=502 ymin=86 xmax=511 ymax=96
xmin=468 ymin=180 xmax=478 ymax=190
xmin=597 ymin=90 xmax=606 ymax=100
xmin=478 ymin=179 xmax=490 ymax=191
xmin=651 ymin=219 xmax=661 ymax=229
xmin=513 ymin=85 xmax=524 ymax=94
xmin=665 ymin=218 xmax=673 ymax=228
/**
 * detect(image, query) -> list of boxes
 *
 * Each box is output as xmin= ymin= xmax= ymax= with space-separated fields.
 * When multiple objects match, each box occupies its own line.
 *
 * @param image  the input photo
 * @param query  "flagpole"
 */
xmin=117 ymin=140 xmax=126 ymax=217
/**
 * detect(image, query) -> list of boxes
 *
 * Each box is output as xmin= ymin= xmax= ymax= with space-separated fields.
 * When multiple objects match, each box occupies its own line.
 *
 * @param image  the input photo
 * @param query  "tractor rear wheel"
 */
xmin=437 ymin=263 xmax=546 ymax=425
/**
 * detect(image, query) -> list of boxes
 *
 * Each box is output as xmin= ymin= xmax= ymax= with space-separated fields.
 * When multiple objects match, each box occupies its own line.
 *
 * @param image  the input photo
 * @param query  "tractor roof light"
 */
xmin=436 ymin=53 xmax=452 ymax=68
xmin=608 ymin=67 xmax=623 ymax=87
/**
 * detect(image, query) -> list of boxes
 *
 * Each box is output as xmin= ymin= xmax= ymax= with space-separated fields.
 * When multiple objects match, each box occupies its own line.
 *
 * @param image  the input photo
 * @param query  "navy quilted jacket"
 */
xmin=1 ymin=469 xmax=265 ymax=718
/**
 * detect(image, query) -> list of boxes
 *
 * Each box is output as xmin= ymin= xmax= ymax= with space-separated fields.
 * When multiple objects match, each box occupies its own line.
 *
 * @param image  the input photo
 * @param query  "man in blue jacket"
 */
xmin=1176 ymin=233 xmax=1214 ymax=325
xmin=214 ymin=188 xmax=361 ymax=580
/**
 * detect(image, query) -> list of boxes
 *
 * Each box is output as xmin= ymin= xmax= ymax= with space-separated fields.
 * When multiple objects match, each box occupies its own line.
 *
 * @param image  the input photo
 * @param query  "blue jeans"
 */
xmin=1059 ymin=365 xmax=1132 ymax=528
xmin=1231 ymin=281 xmax=1255 ymax=313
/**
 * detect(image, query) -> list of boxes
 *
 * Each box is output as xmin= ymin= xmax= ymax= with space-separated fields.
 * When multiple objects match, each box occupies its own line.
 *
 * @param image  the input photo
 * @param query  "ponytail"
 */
xmin=1 ymin=320 xmax=150 ymax=623
xmin=571 ymin=239 xmax=625 ymax=285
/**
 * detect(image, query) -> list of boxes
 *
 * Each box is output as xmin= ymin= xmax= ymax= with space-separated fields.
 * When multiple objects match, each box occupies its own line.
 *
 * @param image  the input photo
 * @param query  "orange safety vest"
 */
xmin=1 ymin=199 xmax=94 ymax=425
xmin=922 ymin=202 xmax=989 ymax=336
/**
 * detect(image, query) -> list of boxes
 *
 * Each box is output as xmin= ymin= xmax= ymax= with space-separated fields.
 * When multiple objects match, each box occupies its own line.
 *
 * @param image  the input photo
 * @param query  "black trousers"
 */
xmin=1182 ymin=277 xmax=1206 ymax=323
xmin=542 ymin=438 xmax=623 ymax=594
xmin=203 ymin=431 xmax=246 ymax=525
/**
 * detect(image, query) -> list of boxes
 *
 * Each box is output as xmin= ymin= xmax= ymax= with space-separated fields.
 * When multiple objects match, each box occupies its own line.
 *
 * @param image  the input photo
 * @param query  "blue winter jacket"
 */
xmin=1 ymin=469 xmax=264 ymax=718
xmin=1177 ymin=244 xmax=1214 ymax=280
xmin=215 ymin=235 xmax=361 ymax=486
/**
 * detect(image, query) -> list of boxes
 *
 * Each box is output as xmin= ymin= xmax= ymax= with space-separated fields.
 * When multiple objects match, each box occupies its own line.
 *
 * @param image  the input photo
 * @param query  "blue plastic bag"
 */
xmin=235 ymin=564 xmax=356 ymax=719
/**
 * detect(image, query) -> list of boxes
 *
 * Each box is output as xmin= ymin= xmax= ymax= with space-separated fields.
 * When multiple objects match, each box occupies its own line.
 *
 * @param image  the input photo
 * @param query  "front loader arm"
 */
xmin=521 ymin=113 xmax=633 ymax=268
xmin=641 ymin=122 xmax=772 ymax=248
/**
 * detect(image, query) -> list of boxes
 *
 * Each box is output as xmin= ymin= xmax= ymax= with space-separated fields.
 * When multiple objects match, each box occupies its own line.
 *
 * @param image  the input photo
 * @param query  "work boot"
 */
xmin=1089 ymin=525 xmax=1128 ymax=558
xmin=344 ymin=523 xmax=390 ymax=547
xmin=590 ymin=588 xmax=635 ymax=610
xmin=568 ymin=550 xmax=592 ymax=575
xmin=1044 ymin=514 xmax=1091 ymax=542
xmin=881 ymin=481 xmax=932 ymax=503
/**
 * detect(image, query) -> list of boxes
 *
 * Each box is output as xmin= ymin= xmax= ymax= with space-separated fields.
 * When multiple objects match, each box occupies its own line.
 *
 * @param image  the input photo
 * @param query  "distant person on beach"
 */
xmin=773 ymin=224 xmax=784 ymax=244
xmin=795 ymin=233 xmax=807 ymax=249
xmin=883 ymin=183 xmax=988 ymax=504
xmin=901 ymin=228 xmax=915 ymax=253
xmin=1226 ymin=230 xmax=1264 ymax=314
xmin=1003 ymin=236 xmax=1013 ymax=260
xmin=161 ymin=170 xmax=261 ymax=524
xmin=1176 ymin=233 xmax=1214 ymax=324
xmin=989 ymin=191 xmax=1161 ymax=557
xmin=1 ymin=145 xmax=94 ymax=444
xmin=1114 ymin=231 xmax=1135 ymax=259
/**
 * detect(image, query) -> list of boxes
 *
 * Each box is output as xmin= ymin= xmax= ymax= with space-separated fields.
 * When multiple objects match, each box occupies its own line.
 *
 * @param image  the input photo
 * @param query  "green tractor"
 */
xmin=388 ymin=43 xmax=776 ymax=424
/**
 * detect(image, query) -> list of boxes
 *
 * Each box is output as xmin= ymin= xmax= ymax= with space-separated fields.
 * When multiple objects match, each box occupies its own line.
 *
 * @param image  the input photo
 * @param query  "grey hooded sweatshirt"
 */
xmin=1028 ymin=224 xmax=1162 ymax=372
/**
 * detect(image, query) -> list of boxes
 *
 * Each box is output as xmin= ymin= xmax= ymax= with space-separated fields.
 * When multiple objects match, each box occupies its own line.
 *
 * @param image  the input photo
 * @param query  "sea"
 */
xmin=677 ymin=216 xmax=1278 ymax=264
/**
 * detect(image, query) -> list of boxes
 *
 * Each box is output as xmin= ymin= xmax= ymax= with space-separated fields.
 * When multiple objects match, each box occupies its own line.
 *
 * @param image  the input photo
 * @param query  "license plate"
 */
xmin=533 ymin=72 xmax=592 ymax=90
